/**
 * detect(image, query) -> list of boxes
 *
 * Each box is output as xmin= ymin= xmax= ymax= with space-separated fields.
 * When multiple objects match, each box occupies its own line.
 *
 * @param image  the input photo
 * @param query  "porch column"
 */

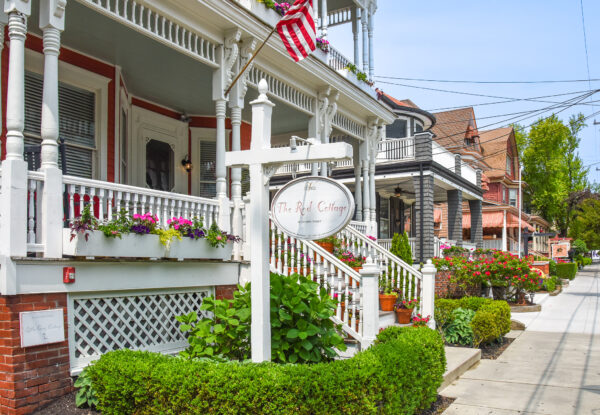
xmin=352 ymin=7 xmax=360 ymax=66
xmin=361 ymin=8 xmax=369 ymax=74
xmin=412 ymin=173 xmax=435 ymax=263
xmin=308 ymin=115 xmax=319 ymax=176
xmin=369 ymin=160 xmax=376 ymax=234
xmin=447 ymin=189 xmax=462 ymax=245
xmin=367 ymin=8 xmax=374 ymax=80
xmin=362 ymin=159 xmax=370 ymax=223
xmin=502 ymin=210 xmax=508 ymax=251
xmin=39 ymin=0 xmax=66 ymax=258
xmin=1 ymin=1 xmax=31 ymax=258
xmin=319 ymin=0 xmax=328 ymax=40
xmin=469 ymin=200 xmax=483 ymax=249
xmin=0 ymin=13 xmax=7 ymax=157
xmin=353 ymin=140 xmax=362 ymax=221
xmin=230 ymin=105 xmax=243 ymax=258
xmin=215 ymin=99 xmax=227 ymax=200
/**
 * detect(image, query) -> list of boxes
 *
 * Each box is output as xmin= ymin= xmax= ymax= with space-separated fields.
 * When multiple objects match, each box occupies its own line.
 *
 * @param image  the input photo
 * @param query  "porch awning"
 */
xmin=463 ymin=211 xmax=534 ymax=231
xmin=434 ymin=208 xmax=442 ymax=223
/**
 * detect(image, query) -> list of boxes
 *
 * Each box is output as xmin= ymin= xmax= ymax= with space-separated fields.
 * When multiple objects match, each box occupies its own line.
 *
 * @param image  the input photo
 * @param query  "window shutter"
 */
xmin=24 ymin=71 xmax=96 ymax=178
xmin=199 ymin=141 xmax=216 ymax=198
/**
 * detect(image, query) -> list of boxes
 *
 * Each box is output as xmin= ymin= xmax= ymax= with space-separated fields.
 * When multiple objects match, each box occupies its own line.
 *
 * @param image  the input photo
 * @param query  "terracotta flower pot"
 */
xmin=316 ymin=241 xmax=334 ymax=253
xmin=379 ymin=294 xmax=397 ymax=311
xmin=287 ymin=267 xmax=305 ymax=276
xmin=395 ymin=308 xmax=413 ymax=324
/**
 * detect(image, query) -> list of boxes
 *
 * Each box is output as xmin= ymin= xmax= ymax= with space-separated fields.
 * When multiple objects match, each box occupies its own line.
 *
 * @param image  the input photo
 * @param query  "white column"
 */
xmin=369 ymin=160 xmax=376 ymax=234
xmin=502 ymin=210 xmax=508 ymax=252
xmin=319 ymin=0 xmax=328 ymax=40
xmin=360 ymin=258 xmax=380 ymax=349
xmin=308 ymin=115 xmax=319 ymax=176
xmin=230 ymin=105 xmax=243 ymax=259
xmin=361 ymin=8 xmax=369 ymax=75
xmin=352 ymin=7 xmax=359 ymax=66
xmin=0 ymin=13 xmax=7 ymax=158
xmin=1 ymin=2 xmax=31 ymax=259
xmin=368 ymin=10 xmax=374 ymax=80
xmin=215 ymin=99 xmax=227 ymax=199
xmin=249 ymin=80 xmax=275 ymax=362
xmin=39 ymin=0 xmax=66 ymax=258
xmin=353 ymin=140 xmax=362 ymax=221
xmin=421 ymin=259 xmax=437 ymax=329
xmin=362 ymin=159 xmax=370 ymax=223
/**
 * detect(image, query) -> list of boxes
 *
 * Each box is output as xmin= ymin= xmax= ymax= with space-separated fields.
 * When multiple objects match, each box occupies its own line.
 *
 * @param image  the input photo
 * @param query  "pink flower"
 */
xmin=216 ymin=236 xmax=222 ymax=240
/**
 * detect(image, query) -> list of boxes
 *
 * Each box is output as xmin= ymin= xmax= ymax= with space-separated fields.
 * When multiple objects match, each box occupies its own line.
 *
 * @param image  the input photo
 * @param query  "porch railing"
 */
xmin=62 ymin=175 xmax=220 ymax=228
xmin=377 ymin=138 xmax=415 ymax=162
xmin=328 ymin=45 xmax=352 ymax=72
xmin=27 ymin=171 xmax=45 ymax=253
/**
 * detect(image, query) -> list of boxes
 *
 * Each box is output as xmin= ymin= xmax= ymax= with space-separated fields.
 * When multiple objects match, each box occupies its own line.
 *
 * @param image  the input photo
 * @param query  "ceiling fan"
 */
xmin=394 ymin=185 xmax=416 ymax=197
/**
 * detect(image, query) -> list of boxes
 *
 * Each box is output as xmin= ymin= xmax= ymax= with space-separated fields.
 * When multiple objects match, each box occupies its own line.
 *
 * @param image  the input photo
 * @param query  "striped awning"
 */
xmin=463 ymin=211 xmax=534 ymax=231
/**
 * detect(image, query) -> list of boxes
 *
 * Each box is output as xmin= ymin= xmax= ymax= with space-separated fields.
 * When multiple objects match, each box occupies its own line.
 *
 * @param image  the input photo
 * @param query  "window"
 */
xmin=146 ymin=140 xmax=174 ymax=191
xmin=379 ymin=197 xmax=390 ymax=239
xmin=509 ymin=188 xmax=518 ymax=207
xmin=386 ymin=119 xmax=407 ymax=139
xmin=199 ymin=141 xmax=216 ymax=198
xmin=24 ymin=71 xmax=96 ymax=178
xmin=506 ymin=156 xmax=513 ymax=175
xmin=415 ymin=122 xmax=423 ymax=133
xmin=120 ymin=109 xmax=128 ymax=183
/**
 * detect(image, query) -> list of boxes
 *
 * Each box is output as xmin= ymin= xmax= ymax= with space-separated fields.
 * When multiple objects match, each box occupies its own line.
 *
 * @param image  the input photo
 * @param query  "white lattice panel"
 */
xmin=68 ymin=288 xmax=210 ymax=373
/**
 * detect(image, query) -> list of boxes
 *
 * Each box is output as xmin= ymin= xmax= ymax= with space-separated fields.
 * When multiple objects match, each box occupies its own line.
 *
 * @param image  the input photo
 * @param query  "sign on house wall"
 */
xmin=20 ymin=309 xmax=65 ymax=348
xmin=271 ymin=177 xmax=355 ymax=240
xmin=551 ymin=243 xmax=570 ymax=259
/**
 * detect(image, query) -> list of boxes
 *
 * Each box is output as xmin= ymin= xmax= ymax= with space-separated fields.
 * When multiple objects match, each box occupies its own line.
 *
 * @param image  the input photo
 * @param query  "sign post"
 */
xmin=225 ymin=80 xmax=353 ymax=362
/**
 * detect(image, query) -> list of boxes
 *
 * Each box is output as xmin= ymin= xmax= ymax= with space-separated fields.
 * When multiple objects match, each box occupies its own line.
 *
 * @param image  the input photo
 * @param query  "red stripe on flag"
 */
xmin=275 ymin=0 xmax=316 ymax=62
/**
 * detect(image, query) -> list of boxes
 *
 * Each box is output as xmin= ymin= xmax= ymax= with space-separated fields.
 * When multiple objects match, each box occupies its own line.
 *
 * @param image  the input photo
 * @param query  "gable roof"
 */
xmin=430 ymin=107 xmax=478 ymax=149
xmin=376 ymin=90 xmax=436 ymax=129
xmin=479 ymin=127 xmax=514 ymax=175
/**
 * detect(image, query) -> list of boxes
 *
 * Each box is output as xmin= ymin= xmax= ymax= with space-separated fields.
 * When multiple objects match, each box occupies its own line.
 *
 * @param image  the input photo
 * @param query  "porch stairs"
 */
xmin=269 ymin=219 xmax=423 ymax=350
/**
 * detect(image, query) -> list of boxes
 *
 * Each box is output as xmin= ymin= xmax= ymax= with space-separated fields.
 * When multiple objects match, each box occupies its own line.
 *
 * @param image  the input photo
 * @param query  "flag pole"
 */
xmin=225 ymin=27 xmax=277 ymax=98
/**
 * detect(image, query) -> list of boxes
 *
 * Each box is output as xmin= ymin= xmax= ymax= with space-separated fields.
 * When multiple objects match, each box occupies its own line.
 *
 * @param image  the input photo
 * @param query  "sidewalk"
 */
xmin=441 ymin=264 xmax=600 ymax=415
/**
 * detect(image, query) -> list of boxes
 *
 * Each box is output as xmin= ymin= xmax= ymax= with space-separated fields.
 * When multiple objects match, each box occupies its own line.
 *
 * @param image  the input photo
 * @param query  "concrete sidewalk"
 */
xmin=441 ymin=264 xmax=600 ymax=415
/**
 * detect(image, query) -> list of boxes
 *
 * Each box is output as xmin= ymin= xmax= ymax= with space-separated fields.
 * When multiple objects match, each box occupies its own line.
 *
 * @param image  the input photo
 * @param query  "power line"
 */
xmin=375 ymin=75 xmax=600 ymax=84
xmin=426 ymin=97 xmax=600 ymax=112
xmin=579 ymin=0 xmax=598 ymax=150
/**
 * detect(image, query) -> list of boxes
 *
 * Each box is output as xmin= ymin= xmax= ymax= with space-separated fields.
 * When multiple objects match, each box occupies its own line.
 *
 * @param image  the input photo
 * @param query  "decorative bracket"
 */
xmin=223 ymin=28 xmax=242 ymax=90
xmin=230 ymin=36 xmax=257 ymax=108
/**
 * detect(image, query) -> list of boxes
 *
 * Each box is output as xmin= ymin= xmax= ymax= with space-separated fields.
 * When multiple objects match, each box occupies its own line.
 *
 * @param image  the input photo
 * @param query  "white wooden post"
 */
xmin=502 ymin=210 xmax=508 ymax=251
xmin=421 ymin=259 xmax=437 ymax=329
xmin=319 ymin=0 xmax=328 ymax=40
xmin=360 ymin=257 xmax=380 ymax=349
xmin=39 ymin=0 xmax=66 ymax=258
xmin=0 ymin=11 xmax=7 ymax=158
xmin=369 ymin=159 xmax=376 ymax=234
xmin=352 ymin=7 xmax=359 ymax=66
xmin=362 ymin=159 xmax=370 ymax=225
xmin=0 ymin=1 xmax=31 ymax=258
xmin=361 ymin=7 xmax=368 ymax=75
xmin=353 ymin=140 xmax=362 ymax=221
xmin=367 ymin=7 xmax=374 ymax=80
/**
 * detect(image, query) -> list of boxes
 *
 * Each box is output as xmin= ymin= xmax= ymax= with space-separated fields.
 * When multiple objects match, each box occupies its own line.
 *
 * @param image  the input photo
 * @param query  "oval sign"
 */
xmin=271 ymin=176 xmax=355 ymax=240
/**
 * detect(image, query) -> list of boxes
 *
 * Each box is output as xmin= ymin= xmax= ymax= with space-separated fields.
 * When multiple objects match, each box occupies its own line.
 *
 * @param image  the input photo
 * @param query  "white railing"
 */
xmin=483 ymin=239 xmax=502 ymax=250
xmin=336 ymin=226 xmax=424 ymax=311
xmin=27 ymin=171 xmax=45 ymax=254
xmin=328 ymin=45 xmax=352 ymax=72
xmin=463 ymin=242 xmax=477 ymax=252
xmin=377 ymin=138 xmax=415 ymax=162
xmin=462 ymin=164 xmax=477 ymax=185
xmin=378 ymin=239 xmax=392 ymax=251
xmin=62 ymin=176 xmax=220 ymax=229
xmin=328 ymin=7 xmax=353 ymax=27
xmin=432 ymin=141 xmax=456 ymax=172
xmin=349 ymin=220 xmax=368 ymax=235
xmin=270 ymin=219 xmax=364 ymax=341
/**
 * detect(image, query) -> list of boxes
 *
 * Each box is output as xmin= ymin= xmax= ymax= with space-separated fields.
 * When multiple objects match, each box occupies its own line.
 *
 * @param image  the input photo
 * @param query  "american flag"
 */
xmin=276 ymin=0 xmax=316 ymax=62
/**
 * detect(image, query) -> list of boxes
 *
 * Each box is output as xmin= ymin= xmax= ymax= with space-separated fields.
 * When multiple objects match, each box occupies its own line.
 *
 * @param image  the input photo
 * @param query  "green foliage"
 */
xmin=470 ymin=301 xmax=511 ymax=347
xmin=556 ymin=263 xmax=577 ymax=280
xmin=570 ymin=199 xmax=600 ymax=250
xmin=176 ymin=288 xmax=251 ymax=361
xmin=153 ymin=227 xmax=182 ymax=248
xmin=86 ymin=327 xmax=445 ymax=415
xmin=205 ymin=222 xmax=229 ymax=248
xmin=458 ymin=296 xmax=492 ymax=311
xmin=444 ymin=308 xmax=475 ymax=346
xmin=572 ymin=239 xmax=588 ymax=256
xmin=549 ymin=259 xmax=557 ymax=276
xmin=97 ymin=209 xmax=131 ymax=238
xmin=434 ymin=298 xmax=461 ymax=328
xmin=543 ymin=276 xmax=557 ymax=292
xmin=480 ymin=301 xmax=511 ymax=336
xmin=177 ymin=273 xmax=345 ymax=364
xmin=74 ymin=367 xmax=98 ymax=409
xmin=391 ymin=232 xmax=413 ymax=265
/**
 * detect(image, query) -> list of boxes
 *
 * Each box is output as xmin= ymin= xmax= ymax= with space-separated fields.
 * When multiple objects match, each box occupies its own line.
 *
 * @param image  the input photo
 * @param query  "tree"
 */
xmin=570 ymin=199 xmax=600 ymax=250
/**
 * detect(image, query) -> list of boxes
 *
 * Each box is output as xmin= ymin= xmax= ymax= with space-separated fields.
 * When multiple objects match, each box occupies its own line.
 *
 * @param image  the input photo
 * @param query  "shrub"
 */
xmin=458 ymin=296 xmax=492 ymax=311
xmin=549 ymin=260 xmax=557 ymax=276
xmin=479 ymin=301 xmax=511 ymax=336
xmin=556 ymin=263 xmax=578 ymax=280
xmin=176 ymin=273 xmax=346 ymax=364
xmin=543 ymin=276 xmax=557 ymax=292
xmin=471 ymin=310 xmax=499 ymax=347
xmin=434 ymin=298 xmax=461 ymax=328
xmin=87 ymin=327 xmax=445 ymax=415
xmin=444 ymin=308 xmax=475 ymax=346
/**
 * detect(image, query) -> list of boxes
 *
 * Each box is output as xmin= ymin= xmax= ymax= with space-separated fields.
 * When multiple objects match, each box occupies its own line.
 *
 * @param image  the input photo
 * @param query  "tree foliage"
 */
xmin=570 ymin=199 xmax=600 ymax=250
xmin=519 ymin=114 xmax=589 ymax=235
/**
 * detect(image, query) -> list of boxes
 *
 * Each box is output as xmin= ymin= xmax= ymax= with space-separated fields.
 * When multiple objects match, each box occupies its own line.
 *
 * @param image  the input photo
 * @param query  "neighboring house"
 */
xmin=430 ymin=110 xmax=551 ymax=256
xmin=0 ymin=1 xmax=429 ymax=413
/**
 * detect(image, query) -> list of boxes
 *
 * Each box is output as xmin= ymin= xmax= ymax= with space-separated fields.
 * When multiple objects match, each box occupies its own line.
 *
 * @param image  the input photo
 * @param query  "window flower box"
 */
xmin=63 ymin=229 xmax=233 ymax=260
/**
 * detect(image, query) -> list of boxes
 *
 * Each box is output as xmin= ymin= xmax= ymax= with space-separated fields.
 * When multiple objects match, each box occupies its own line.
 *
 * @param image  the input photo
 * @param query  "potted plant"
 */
xmin=336 ymin=250 xmax=366 ymax=272
xmin=411 ymin=314 xmax=431 ymax=327
xmin=394 ymin=298 xmax=419 ymax=324
xmin=315 ymin=235 xmax=339 ymax=253
xmin=378 ymin=283 xmax=397 ymax=312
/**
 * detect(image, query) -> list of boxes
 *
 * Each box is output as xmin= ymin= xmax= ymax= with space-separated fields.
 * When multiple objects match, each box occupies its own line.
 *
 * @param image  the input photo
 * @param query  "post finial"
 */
xmin=258 ymin=79 xmax=268 ymax=96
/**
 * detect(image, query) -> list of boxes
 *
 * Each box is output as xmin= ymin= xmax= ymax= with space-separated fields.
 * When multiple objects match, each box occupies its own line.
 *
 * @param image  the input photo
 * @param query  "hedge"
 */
xmin=435 ymin=297 xmax=511 ymax=347
xmin=556 ymin=263 xmax=577 ymax=280
xmin=86 ymin=327 xmax=445 ymax=415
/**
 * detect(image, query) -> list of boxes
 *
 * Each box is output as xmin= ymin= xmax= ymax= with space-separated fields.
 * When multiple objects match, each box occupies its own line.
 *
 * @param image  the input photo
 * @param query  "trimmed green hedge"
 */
xmin=556 ymin=263 xmax=577 ymax=280
xmin=87 ymin=327 xmax=445 ymax=415
xmin=435 ymin=297 xmax=511 ymax=347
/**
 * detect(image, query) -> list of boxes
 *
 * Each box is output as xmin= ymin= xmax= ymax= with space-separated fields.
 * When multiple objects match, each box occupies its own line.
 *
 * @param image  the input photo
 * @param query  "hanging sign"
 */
xmin=271 ymin=176 xmax=355 ymax=240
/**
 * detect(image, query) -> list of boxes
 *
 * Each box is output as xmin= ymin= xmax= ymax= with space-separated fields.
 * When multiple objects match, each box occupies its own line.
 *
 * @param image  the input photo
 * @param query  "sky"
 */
xmin=328 ymin=0 xmax=600 ymax=184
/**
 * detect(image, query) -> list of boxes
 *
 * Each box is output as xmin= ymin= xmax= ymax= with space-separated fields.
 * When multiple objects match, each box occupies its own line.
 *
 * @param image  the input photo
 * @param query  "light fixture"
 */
xmin=181 ymin=156 xmax=192 ymax=173
xmin=289 ymin=136 xmax=318 ymax=153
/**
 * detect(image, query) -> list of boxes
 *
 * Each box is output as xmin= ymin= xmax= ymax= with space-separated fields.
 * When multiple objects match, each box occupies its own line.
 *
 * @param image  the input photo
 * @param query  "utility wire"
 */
xmin=426 ymin=96 xmax=600 ymax=112
xmin=375 ymin=75 xmax=600 ymax=84
xmin=579 ymin=0 xmax=598 ymax=154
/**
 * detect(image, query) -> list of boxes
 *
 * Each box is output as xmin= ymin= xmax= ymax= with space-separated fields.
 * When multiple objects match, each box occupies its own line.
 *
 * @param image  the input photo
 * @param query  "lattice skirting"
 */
xmin=67 ymin=288 xmax=211 ymax=373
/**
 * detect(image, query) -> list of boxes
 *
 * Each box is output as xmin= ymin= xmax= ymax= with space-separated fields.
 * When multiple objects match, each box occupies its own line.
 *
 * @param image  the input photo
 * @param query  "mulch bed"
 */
xmin=33 ymin=392 xmax=97 ymax=415
xmin=479 ymin=336 xmax=515 ymax=360
xmin=418 ymin=395 xmax=455 ymax=415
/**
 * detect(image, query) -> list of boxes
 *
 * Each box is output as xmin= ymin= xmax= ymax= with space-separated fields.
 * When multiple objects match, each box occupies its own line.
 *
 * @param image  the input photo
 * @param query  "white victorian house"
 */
xmin=0 ymin=1 xmax=452 ymax=413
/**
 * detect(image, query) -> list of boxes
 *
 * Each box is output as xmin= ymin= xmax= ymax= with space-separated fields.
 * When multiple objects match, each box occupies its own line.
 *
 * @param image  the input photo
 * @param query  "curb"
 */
xmin=439 ymin=347 xmax=481 ymax=392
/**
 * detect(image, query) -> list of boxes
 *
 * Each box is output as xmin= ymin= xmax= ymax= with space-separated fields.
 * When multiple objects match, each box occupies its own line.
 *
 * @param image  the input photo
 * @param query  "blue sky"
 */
xmin=328 ymin=0 xmax=600 ymax=184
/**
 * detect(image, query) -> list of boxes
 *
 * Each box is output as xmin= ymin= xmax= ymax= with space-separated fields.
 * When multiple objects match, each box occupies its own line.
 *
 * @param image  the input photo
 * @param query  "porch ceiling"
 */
xmin=27 ymin=1 xmax=309 ymax=135
xmin=373 ymin=175 xmax=479 ymax=204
